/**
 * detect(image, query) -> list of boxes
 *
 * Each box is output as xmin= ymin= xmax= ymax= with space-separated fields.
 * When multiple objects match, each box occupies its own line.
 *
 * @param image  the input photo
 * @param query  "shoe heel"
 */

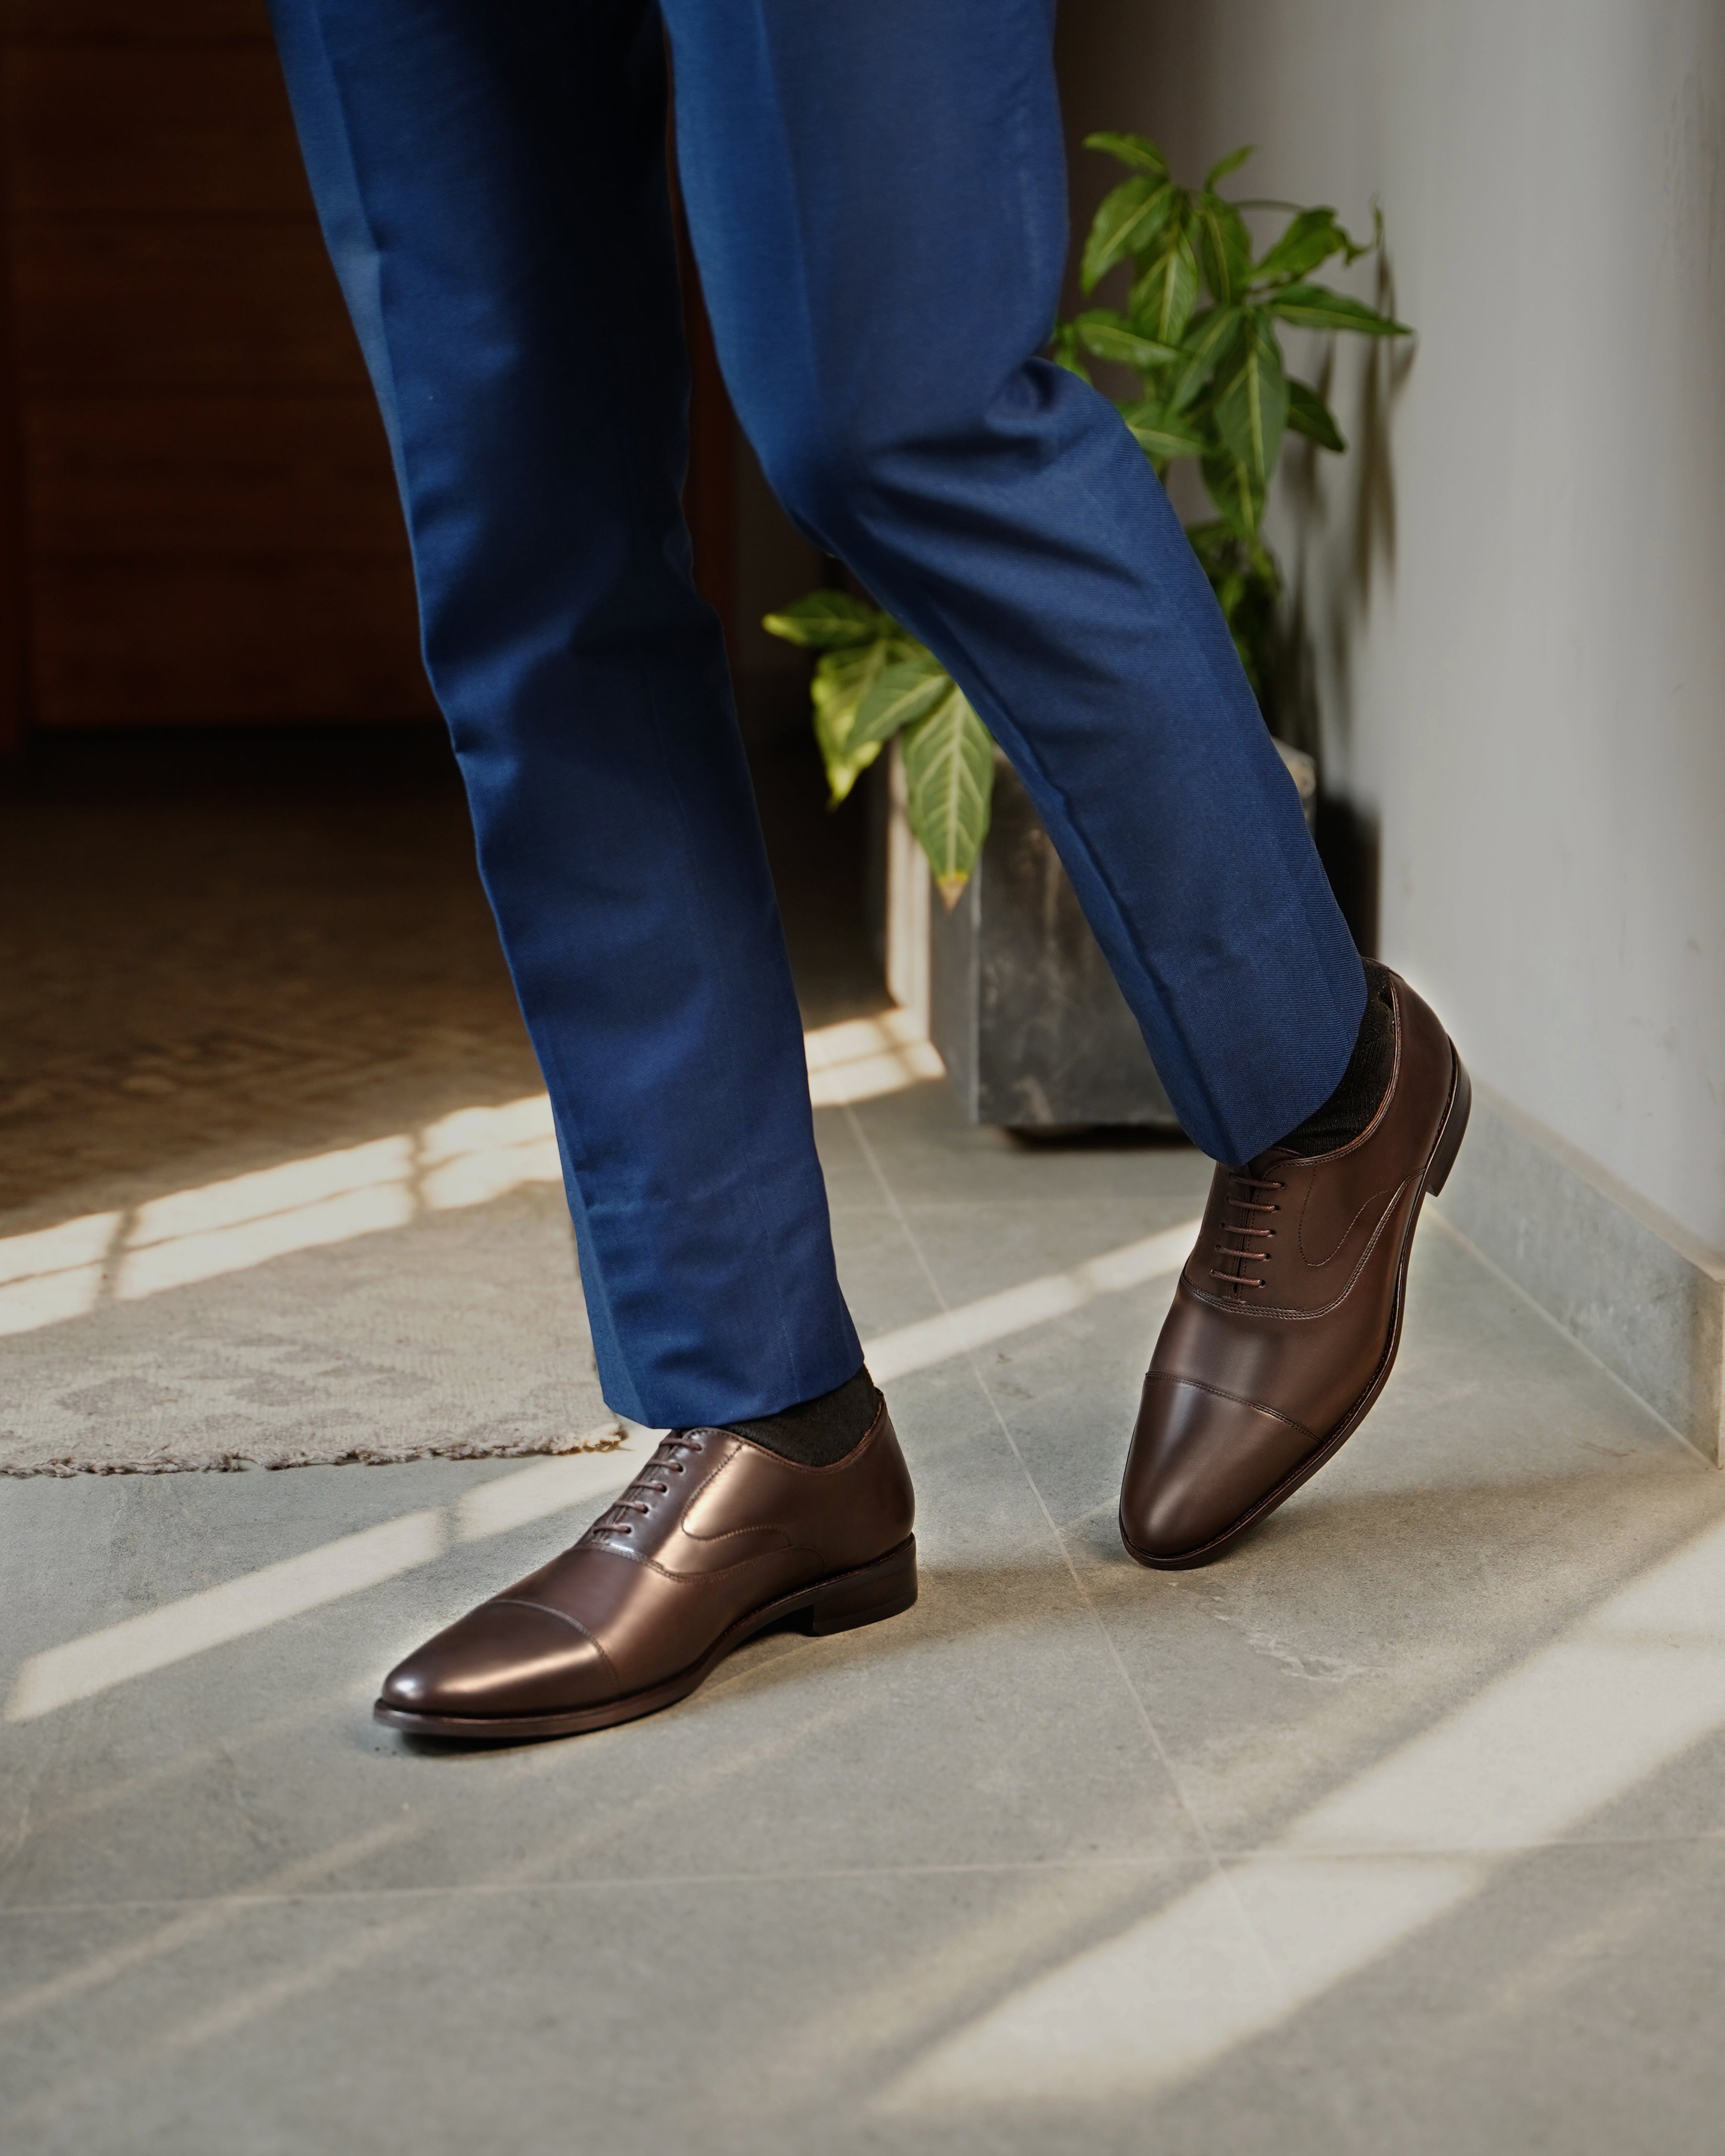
xmin=803 ymin=1538 xmax=917 ymax=1637
xmin=1425 ymin=1053 xmax=1472 ymax=1197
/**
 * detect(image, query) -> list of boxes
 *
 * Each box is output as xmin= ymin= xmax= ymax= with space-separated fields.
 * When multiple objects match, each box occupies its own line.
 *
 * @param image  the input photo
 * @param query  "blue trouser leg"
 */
xmin=662 ymin=0 xmax=1364 ymax=1164
xmin=268 ymin=0 xmax=1365 ymax=1427
xmin=268 ymin=0 xmax=863 ymax=1428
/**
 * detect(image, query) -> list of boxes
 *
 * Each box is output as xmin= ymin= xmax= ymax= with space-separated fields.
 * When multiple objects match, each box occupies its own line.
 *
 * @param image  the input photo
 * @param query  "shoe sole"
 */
xmin=1120 ymin=1047 xmax=1473 ymax=1572
xmin=372 ymin=1535 xmax=918 ymax=1742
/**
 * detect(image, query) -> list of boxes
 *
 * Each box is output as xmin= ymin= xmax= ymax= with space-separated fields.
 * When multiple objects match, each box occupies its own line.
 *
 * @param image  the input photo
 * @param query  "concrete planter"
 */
xmin=884 ymin=739 xmax=1316 ymax=1131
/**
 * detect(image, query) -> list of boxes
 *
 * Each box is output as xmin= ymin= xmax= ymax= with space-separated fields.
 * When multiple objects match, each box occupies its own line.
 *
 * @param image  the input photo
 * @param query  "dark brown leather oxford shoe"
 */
xmin=1120 ymin=970 xmax=1470 ymax=1569
xmin=377 ymin=1396 xmax=916 ymax=1739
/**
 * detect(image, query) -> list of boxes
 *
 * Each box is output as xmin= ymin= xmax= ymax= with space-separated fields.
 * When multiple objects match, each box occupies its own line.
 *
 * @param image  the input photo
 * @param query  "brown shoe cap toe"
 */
xmin=1121 ymin=1374 xmax=1321 ymax=1563
xmin=379 ymin=1600 xmax=619 ymax=1720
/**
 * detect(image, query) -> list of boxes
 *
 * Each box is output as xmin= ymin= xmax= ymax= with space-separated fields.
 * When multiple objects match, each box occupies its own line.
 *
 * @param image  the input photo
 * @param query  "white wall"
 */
xmin=1057 ymin=0 xmax=1725 ymax=1253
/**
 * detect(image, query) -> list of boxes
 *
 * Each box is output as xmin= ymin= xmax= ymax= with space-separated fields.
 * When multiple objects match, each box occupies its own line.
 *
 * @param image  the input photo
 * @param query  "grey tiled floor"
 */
xmin=6 ymin=1068 xmax=1725 ymax=2154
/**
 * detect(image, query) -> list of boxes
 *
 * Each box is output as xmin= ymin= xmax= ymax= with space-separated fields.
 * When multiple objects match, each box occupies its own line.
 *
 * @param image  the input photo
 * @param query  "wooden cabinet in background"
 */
xmin=0 ymin=1 xmax=739 ymax=752
xmin=0 ymin=0 xmax=434 ymax=740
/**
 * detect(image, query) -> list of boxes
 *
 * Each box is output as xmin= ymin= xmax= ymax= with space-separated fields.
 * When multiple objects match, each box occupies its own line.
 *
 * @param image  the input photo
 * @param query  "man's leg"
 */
xmin=664 ymin=0 xmax=1468 ymax=1572
xmin=272 ymin=0 xmax=922 ymax=1741
xmin=662 ymin=0 xmax=1366 ymax=1170
xmin=268 ymin=0 xmax=860 ymax=1430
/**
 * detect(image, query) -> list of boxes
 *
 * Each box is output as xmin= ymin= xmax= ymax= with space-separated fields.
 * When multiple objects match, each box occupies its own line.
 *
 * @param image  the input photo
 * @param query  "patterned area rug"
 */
xmin=0 ymin=769 xmax=618 ymax=1474
xmin=1 ymin=1177 xmax=618 ymax=1476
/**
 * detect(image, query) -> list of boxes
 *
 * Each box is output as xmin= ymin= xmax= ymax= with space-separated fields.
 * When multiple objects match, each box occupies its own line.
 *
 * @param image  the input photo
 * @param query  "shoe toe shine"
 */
xmin=376 ymin=1399 xmax=916 ymax=1740
xmin=1121 ymin=969 xmax=1470 ymax=1569
xmin=379 ymin=1603 xmax=617 ymax=1722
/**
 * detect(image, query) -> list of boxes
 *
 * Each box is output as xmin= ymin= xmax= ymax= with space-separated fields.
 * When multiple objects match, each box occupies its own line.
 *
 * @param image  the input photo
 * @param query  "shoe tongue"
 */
xmin=1245 ymin=1144 xmax=1300 ymax=1175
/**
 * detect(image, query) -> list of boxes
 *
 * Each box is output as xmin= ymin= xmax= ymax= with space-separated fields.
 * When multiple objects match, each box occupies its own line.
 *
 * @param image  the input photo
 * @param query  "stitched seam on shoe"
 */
xmin=490 ymin=1600 xmax=622 ymax=1691
xmin=1298 ymin=1180 xmax=1398 ymax=1269
xmin=1148 ymin=1372 xmax=1321 ymax=1445
xmin=1186 ymin=1178 xmax=1408 ymax=1320
xmin=677 ymin=1450 xmax=795 ymax=1547
xmin=679 ymin=1428 xmax=885 ymax=1546
xmin=629 ymin=1543 xmax=827 ymax=1586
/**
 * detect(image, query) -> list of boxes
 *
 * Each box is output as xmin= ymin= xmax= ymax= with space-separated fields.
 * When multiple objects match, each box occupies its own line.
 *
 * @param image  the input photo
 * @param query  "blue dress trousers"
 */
xmin=267 ymin=0 xmax=1366 ymax=1428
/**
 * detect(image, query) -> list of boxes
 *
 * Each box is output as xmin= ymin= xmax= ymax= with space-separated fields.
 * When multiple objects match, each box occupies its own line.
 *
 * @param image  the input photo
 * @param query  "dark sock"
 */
xmin=721 ymin=1366 xmax=880 ymax=1468
xmin=1276 ymin=962 xmax=1396 ymax=1157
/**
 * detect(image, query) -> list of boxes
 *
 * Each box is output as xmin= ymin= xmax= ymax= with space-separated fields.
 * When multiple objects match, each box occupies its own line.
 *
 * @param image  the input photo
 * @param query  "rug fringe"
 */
xmin=1 ymin=1424 xmax=628 ymax=1478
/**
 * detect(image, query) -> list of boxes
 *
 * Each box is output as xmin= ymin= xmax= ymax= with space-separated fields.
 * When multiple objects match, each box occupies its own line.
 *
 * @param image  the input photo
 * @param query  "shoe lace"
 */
xmin=1208 ymin=1173 xmax=1283 ymax=1291
xmin=585 ymin=1432 xmax=706 ymax=1539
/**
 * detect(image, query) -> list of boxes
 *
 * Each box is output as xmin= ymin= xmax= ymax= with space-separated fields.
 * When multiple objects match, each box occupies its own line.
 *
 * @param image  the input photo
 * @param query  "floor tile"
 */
xmin=893 ymin=1193 xmax=1207 ymax=1312
xmin=10 ymin=1840 xmax=1724 ymax=2156
xmin=845 ymin=1080 xmax=1210 ymax=1214
xmin=962 ymin=1216 xmax=1725 ymax=1856
xmin=0 ymin=1861 xmax=1223 ymax=2156
xmin=0 ymin=1361 xmax=1201 ymax=1915
xmin=810 ymin=1100 xmax=892 ymax=1216
xmin=831 ymin=1203 xmax=944 ymax=1341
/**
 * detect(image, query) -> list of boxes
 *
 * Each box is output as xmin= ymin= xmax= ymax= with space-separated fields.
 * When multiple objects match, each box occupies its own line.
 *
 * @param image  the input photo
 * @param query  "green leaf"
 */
xmin=1129 ymin=229 xmax=1200 ymax=347
xmin=811 ymin=638 xmax=908 ymax=802
xmin=1083 ymin=130 xmax=1169 ymax=176
xmin=1252 ymin=206 xmax=1350 ymax=284
xmin=1203 ymin=144 xmax=1255 ymax=189
xmin=1048 ymin=323 xmax=1091 ymax=383
xmin=1120 ymin=400 xmax=1208 ymax=462
xmin=1072 ymin=310 xmax=1180 ymax=374
xmin=762 ymin=590 xmax=888 ymax=648
xmin=900 ymin=687 xmax=995 ymax=903
xmin=813 ymin=699 xmax=883 ymax=807
xmin=1211 ymin=311 xmax=1288 ymax=496
xmin=1167 ymin=304 xmax=1243 ymax=412
xmin=1193 ymin=193 xmax=1254 ymax=304
xmin=1081 ymin=175 xmax=1178 ymax=292
xmin=1269 ymin=283 xmax=1411 ymax=335
xmin=811 ymin=640 xmax=880 ymax=743
xmin=1285 ymin=376 xmax=1346 ymax=452
xmin=850 ymin=651 xmax=951 ymax=752
xmin=1202 ymin=446 xmax=1267 ymax=545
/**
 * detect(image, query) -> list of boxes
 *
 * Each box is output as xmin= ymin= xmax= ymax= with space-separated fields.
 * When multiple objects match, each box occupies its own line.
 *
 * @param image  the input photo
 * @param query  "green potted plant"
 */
xmin=767 ymin=134 xmax=1410 ymax=1125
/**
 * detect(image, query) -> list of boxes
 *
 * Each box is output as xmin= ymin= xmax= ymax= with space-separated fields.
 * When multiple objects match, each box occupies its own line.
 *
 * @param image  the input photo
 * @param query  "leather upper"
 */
xmin=380 ymin=1398 xmax=915 ymax=1721
xmin=1122 ymin=971 xmax=1457 ymax=1562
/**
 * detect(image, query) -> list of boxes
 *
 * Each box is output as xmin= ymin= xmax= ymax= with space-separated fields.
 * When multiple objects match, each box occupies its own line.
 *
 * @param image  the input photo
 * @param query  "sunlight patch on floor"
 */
xmin=865 ymin=1220 xmax=1198 ymax=1381
xmin=0 ymin=1211 xmax=125 ymax=1337
xmin=878 ymin=1505 xmax=1725 ymax=2113
xmin=0 ymin=1015 xmax=940 ymax=1339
